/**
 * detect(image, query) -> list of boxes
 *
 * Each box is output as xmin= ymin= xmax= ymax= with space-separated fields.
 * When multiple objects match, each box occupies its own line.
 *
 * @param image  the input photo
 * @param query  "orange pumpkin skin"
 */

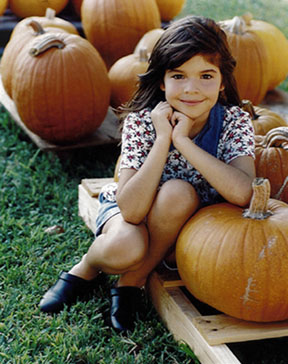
xmin=9 ymin=0 xmax=69 ymax=18
xmin=0 ymin=0 xmax=8 ymax=16
xmin=11 ymin=33 xmax=110 ymax=144
xmin=71 ymin=0 xmax=83 ymax=15
xmin=81 ymin=0 xmax=161 ymax=69
xmin=176 ymin=180 xmax=288 ymax=322
xmin=155 ymin=0 xmax=185 ymax=21
xmin=108 ymin=48 xmax=149 ymax=108
xmin=255 ymin=127 xmax=288 ymax=203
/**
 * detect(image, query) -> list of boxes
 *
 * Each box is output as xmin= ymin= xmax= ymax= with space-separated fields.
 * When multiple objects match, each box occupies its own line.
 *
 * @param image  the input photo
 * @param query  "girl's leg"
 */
xmin=117 ymin=179 xmax=199 ymax=288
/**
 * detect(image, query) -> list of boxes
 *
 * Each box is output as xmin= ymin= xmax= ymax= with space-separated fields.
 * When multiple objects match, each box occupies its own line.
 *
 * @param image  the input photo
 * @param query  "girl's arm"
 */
xmin=116 ymin=102 xmax=173 ymax=224
xmin=172 ymin=112 xmax=256 ymax=207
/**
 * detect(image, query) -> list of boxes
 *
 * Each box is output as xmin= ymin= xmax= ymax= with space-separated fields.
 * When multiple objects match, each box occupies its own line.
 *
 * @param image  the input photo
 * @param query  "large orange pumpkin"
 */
xmin=11 ymin=33 xmax=110 ymax=143
xmin=242 ymin=100 xmax=287 ymax=135
xmin=255 ymin=127 xmax=288 ymax=203
xmin=219 ymin=15 xmax=270 ymax=105
xmin=9 ymin=0 xmax=69 ymax=18
xmin=81 ymin=0 xmax=161 ymax=69
xmin=0 ymin=0 xmax=8 ymax=16
xmin=154 ymin=0 xmax=185 ymax=21
xmin=108 ymin=48 xmax=149 ymax=108
xmin=176 ymin=178 xmax=288 ymax=322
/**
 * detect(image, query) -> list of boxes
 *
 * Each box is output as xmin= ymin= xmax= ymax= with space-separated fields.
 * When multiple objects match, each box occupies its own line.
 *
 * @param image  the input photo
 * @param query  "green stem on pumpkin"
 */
xmin=29 ymin=34 xmax=65 ymax=57
xmin=258 ymin=126 xmax=288 ymax=148
xmin=241 ymin=99 xmax=260 ymax=120
xmin=27 ymin=20 xmax=46 ymax=36
xmin=243 ymin=178 xmax=273 ymax=220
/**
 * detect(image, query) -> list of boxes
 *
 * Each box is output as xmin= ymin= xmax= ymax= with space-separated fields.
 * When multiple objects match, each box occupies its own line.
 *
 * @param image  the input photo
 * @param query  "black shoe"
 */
xmin=39 ymin=271 xmax=102 ymax=313
xmin=110 ymin=286 xmax=143 ymax=332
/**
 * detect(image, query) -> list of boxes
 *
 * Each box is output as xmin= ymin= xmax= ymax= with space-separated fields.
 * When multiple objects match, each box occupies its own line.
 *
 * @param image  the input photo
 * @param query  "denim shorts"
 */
xmin=95 ymin=192 xmax=121 ymax=237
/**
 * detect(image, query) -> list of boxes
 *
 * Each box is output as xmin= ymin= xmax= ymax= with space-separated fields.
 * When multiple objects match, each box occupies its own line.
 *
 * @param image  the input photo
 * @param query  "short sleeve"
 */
xmin=120 ymin=109 xmax=155 ymax=171
xmin=220 ymin=107 xmax=255 ymax=164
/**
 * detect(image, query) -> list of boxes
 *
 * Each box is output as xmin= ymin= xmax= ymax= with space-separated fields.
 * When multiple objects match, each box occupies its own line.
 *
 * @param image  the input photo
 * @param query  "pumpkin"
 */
xmin=108 ymin=48 xmax=149 ymax=108
xmin=9 ymin=0 xmax=69 ymax=18
xmin=176 ymin=177 xmax=288 ymax=322
xmin=155 ymin=0 xmax=186 ymax=21
xmin=10 ymin=8 xmax=79 ymax=37
xmin=134 ymin=28 xmax=164 ymax=55
xmin=219 ymin=15 xmax=270 ymax=105
xmin=71 ymin=0 xmax=83 ymax=16
xmin=0 ymin=20 xmax=69 ymax=98
xmin=11 ymin=32 xmax=110 ymax=143
xmin=81 ymin=0 xmax=161 ymax=69
xmin=255 ymin=127 xmax=288 ymax=203
xmin=0 ymin=0 xmax=8 ymax=16
xmin=242 ymin=100 xmax=287 ymax=135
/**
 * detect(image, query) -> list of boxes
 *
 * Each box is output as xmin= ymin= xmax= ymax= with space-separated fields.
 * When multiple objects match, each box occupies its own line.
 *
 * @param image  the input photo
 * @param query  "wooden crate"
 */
xmin=0 ymin=76 xmax=121 ymax=152
xmin=78 ymin=177 xmax=288 ymax=364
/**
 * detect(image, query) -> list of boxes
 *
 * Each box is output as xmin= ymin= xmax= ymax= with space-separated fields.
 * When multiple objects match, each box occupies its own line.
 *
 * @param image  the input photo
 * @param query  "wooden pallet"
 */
xmin=0 ymin=76 xmax=121 ymax=151
xmin=78 ymin=178 xmax=288 ymax=364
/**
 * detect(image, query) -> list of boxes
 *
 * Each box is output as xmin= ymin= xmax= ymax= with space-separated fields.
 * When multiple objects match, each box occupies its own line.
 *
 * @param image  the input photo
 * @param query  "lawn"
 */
xmin=1 ymin=0 xmax=288 ymax=363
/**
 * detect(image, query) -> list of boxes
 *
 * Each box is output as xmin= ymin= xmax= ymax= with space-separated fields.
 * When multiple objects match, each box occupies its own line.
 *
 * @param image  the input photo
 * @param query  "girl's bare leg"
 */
xmin=117 ymin=179 xmax=199 ymax=288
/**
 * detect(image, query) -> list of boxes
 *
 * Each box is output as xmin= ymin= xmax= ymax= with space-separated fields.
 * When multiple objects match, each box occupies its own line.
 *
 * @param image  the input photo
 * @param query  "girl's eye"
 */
xmin=171 ymin=74 xmax=184 ymax=80
xmin=201 ymin=74 xmax=213 ymax=80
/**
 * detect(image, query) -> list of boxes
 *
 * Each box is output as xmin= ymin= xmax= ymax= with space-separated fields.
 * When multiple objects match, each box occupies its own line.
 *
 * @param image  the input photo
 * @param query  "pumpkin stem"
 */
xmin=27 ymin=20 xmax=46 ymax=35
xmin=45 ymin=7 xmax=56 ymax=20
xmin=29 ymin=34 xmax=65 ymax=57
xmin=241 ymin=99 xmax=260 ymax=120
xmin=220 ymin=15 xmax=247 ymax=35
xmin=257 ymin=126 xmax=288 ymax=148
xmin=138 ymin=47 xmax=149 ymax=62
xmin=243 ymin=178 xmax=273 ymax=220
xmin=242 ymin=12 xmax=253 ymax=26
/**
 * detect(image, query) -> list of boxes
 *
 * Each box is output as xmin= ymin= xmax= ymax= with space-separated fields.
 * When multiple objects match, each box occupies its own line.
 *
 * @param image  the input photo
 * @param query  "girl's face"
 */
xmin=161 ymin=54 xmax=224 ymax=127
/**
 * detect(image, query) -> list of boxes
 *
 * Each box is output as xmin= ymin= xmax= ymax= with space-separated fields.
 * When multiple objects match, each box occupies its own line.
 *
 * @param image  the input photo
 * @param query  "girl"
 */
xmin=40 ymin=15 xmax=256 ymax=332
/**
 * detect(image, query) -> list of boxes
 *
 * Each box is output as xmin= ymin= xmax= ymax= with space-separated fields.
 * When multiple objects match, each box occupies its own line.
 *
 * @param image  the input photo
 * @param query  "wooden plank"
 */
xmin=81 ymin=178 xmax=114 ymax=197
xmin=0 ymin=75 xmax=121 ymax=151
xmin=78 ymin=184 xmax=99 ymax=234
xmin=193 ymin=314 xmax=288 ymax=346
xmin=147 ymin=271 xmax=241 ymax=364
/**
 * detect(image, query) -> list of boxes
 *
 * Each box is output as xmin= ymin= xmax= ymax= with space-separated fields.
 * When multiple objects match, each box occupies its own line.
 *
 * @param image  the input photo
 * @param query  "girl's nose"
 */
xmin=184 ymin=79 xmax=199 ymax=93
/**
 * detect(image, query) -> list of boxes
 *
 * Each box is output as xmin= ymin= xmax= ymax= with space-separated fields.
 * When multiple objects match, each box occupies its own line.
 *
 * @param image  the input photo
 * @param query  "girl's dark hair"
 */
xmin=121 ymin=15 xmax=241 ymax=115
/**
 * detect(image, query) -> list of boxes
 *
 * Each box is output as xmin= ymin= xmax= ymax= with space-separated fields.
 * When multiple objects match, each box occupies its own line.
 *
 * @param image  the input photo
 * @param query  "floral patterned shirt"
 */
xmin=101 ymin=105 xmax=255 ymax=205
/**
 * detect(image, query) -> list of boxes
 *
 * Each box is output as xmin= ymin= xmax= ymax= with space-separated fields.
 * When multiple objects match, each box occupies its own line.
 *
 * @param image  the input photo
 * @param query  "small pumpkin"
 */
xmin=10 ymin=8 xmax=79 ymax=37
xmin=134 ymin=28 xmax=164 ymax=55
xmin=219 ymin=15 xmax=270 ymax=105
xmin=0 ymin=20 xmax=69 ymax=98
xmin=0 ymin=0 xmax=8 ymax=16
xmin=9 ymin=0 xmax=69 ymax=18
xmin=81 ymin=0 xmax=161 ymax=68
xmin=11 ymin=32 xmax=110 ymax=143
xmin=176 ymin=177 xmax=288 ymax=322
xmin=255 ymin=127 xmax=288 ymax=203
xmin=108 ymin=48 xmax=149 ymax=108
xmin=242 ymin=100 xmax=287 ymax=135
xmin=154 ymin=0 xmax=186 ymax=21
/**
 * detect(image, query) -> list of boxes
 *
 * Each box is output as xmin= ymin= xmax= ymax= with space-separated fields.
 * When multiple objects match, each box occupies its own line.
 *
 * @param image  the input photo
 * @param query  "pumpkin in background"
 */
xmin=0 ymin=20 xmax=69 ymax=98
xmin=71 ymin=0 xmax=83 ymax=16
xmin=81 ymin=0 xmax=161 ymax=69
xmin=155 ymin=0 xmax=186 ymax=21
xmin=11 ymin=32 xmax=110 ymax=143
xmin=9 ymin=0 xmax=69 ymax=18
xmin=241 ymin=13 xmax=288 ymax=91
xmin=176 ymin=178 xmax=288 ymax=322
xmin=255 ymin=127 xmax=288 ymax=203
xmin=10 ymin=8 xmax=79 ymax=37
xmin=108 ymin=48 xmax=149 ymax=108
xmin=219 ymin=15 xmax=270 ymax=105
xmin=0 ymin=0 xmax=8 ymax=16
xmin=242 ymin=100 xmax=287 ymax=135
xmin=134 ymin=28 xmax=164 ymax=55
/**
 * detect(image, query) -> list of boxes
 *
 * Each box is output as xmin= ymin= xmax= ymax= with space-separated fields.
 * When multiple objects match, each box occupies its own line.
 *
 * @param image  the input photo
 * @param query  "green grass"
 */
xmin=2 ymin=0 xmax=288 ymax=362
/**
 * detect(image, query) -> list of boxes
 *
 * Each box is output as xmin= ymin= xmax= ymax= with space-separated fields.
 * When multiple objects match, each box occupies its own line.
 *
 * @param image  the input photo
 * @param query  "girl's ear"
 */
xmin=160 ymin=82 xmax=165 ymax=91
xmin=219 ymin=84 xmax=225 ymax=92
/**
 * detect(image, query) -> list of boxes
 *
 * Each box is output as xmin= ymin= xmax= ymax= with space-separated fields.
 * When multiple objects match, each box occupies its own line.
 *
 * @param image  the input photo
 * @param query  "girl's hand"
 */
xmin=171 ymin=111 xmax=195 ymax=144
xmin=151 ymin=101 xmax=173 ymax=140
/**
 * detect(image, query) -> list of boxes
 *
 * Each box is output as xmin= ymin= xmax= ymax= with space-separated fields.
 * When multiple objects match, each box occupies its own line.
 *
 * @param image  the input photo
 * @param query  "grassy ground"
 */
xmin=1 ymin=0 xmax=288 ymax=363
